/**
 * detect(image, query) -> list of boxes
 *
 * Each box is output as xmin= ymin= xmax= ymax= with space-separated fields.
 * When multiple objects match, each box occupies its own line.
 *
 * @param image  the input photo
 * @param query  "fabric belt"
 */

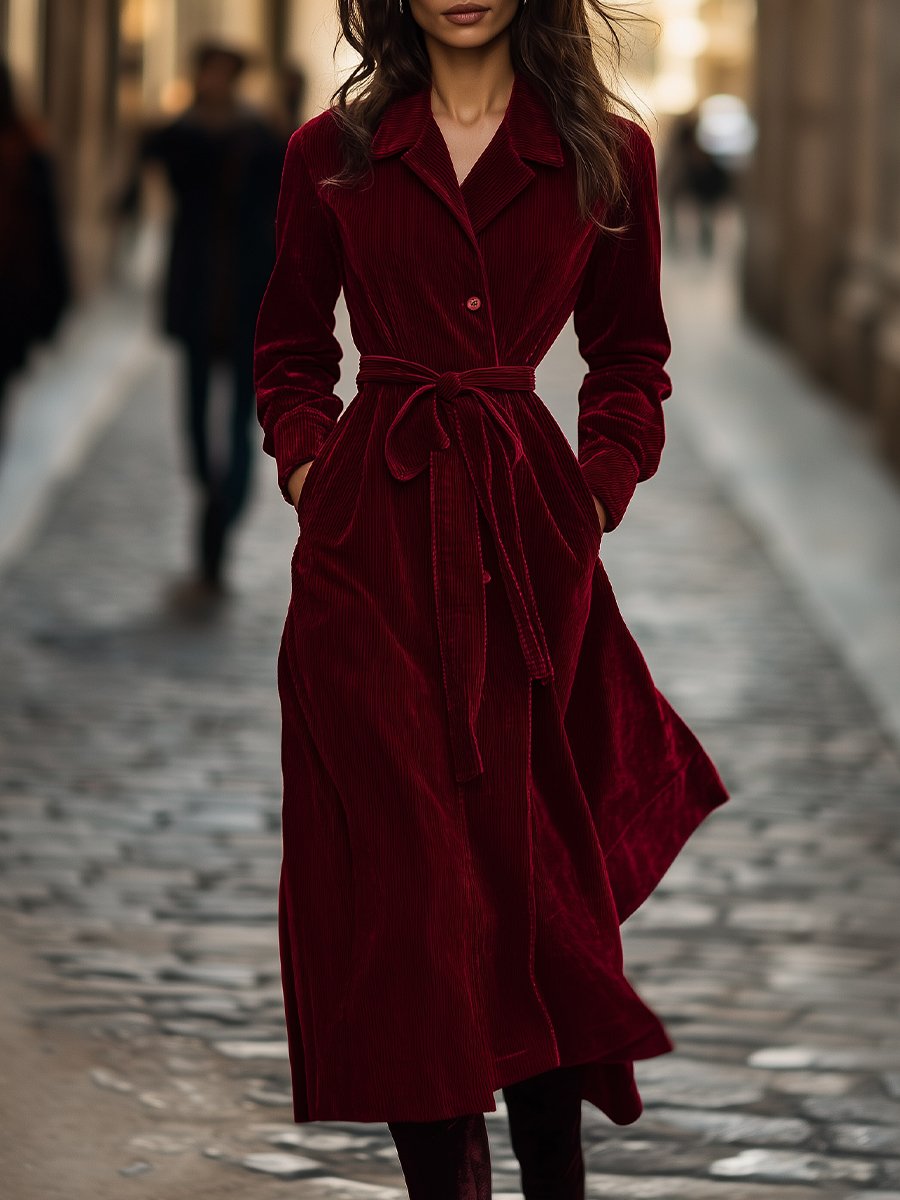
xmin=356 ymin=353 xmax=555 ymax=783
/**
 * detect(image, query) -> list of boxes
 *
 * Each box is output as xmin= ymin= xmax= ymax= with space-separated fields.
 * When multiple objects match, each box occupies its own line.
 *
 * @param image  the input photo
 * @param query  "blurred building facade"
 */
xmin=743 ymin=0 xmax=900 ymax=473
xmin=635 ymin=0 xmax=755 ymax=131
xmin=0 ymin=0 xmax=346 ymax=297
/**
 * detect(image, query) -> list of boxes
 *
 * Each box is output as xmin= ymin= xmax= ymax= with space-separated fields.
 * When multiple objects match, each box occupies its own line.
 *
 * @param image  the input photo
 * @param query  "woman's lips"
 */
xmin=443 ymin=7 xmax=488 ymax=23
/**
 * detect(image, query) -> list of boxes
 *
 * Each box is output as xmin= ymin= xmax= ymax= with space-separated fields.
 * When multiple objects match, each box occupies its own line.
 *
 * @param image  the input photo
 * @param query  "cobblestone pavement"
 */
xmin=2 ymin=297 xmax=900 ymax=1198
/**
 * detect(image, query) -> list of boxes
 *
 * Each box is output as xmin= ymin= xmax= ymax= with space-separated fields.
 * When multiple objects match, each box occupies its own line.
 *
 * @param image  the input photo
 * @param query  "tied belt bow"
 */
xmin=355 ymin=354 xmax=555 ymax=783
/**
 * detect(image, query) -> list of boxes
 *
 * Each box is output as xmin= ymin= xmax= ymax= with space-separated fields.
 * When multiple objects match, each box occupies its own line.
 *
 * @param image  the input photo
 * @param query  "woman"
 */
xmin=253 ymin=0 xmax=731 ymax=1194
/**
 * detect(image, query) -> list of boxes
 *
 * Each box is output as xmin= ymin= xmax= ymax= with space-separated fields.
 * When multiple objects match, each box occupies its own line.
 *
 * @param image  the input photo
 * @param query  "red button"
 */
xmin=466 ymin=295 xmax=482 ymax=311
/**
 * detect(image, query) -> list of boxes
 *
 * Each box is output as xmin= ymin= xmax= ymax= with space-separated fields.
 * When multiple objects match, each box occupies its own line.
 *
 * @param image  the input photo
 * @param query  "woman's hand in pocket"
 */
xmin=593 ymin=495 xmax=607 ymax=535
xmin=288 ymin=461 xmax=313 ymax=511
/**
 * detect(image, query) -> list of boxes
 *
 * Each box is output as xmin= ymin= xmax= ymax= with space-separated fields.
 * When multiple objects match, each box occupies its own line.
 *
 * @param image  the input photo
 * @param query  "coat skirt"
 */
xmin=253 ymin=70 xmax=731 ymax=1127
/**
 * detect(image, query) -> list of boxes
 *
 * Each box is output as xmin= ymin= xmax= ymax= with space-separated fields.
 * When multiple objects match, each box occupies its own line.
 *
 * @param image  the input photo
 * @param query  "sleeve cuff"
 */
xmin=579 ymin=442 xmax=641 ymax=532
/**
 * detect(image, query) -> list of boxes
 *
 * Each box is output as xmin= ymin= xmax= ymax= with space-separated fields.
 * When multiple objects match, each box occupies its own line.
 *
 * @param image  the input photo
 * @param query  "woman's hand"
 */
xmin=288 ymin=461 xmax=313 ymax=510
xmin=593 ymin=495 xmax=608 ymax=534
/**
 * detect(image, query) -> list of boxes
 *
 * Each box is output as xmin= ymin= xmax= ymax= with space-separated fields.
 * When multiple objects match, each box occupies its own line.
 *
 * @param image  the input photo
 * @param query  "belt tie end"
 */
xmin=356 ymin=354 xmax=548 ymax=783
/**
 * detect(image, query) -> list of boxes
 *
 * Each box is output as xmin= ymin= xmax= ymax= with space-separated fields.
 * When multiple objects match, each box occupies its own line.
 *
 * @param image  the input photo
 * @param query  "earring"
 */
xmin=399 ymin=0 xmax=404 ymax=12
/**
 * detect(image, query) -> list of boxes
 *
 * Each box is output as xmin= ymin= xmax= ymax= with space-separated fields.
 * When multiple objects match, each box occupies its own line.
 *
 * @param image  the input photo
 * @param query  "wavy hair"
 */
xmin=319 ymin=1 xmax=658 ymax=232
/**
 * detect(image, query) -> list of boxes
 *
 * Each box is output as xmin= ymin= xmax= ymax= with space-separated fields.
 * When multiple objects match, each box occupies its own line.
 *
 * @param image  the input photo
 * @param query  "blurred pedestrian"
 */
xmin=660 ymin=110 xmax=731 ymax=256
xmin=0 ymin=58 xmax=71 ymax=453
xmin=119 ymin=39 xmax=286 ymax=606
xmin=272 ymin=63 xmax=309 ymax=140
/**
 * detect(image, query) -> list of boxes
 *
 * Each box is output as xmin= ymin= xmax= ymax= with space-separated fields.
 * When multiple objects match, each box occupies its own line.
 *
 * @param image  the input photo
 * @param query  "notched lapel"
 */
xmin=401 ymin=113 xmax=478 ymax=244
xmin=461 ymin=122 xmax=536 ymax=236
xmin=369 ymin=72 xmax=565 ymax=244
xmin=464 ymin=72 xmax=565 ymax=235
xmin=370 ymin=84 xmax=474 ymax=243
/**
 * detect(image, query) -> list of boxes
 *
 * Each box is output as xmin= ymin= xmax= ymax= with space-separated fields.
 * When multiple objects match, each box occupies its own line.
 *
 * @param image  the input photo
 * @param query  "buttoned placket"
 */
xmin=366 ymin=77 xmax=568 ymax=1064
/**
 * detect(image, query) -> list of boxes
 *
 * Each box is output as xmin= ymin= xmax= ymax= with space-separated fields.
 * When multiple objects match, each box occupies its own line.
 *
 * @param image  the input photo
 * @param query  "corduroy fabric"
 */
xmin=254 ymin=69 xmax=731 ymax=1127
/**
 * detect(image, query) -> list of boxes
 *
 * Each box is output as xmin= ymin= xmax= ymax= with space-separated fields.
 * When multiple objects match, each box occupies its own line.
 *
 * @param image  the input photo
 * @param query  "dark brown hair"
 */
xmin=321 ymin=1 xmax=658 ymax=232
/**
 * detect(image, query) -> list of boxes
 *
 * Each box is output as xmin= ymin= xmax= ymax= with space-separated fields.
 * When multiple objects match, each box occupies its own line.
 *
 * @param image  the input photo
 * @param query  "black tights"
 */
xmin=387 ymin=1062 xmax=585 ymax=1200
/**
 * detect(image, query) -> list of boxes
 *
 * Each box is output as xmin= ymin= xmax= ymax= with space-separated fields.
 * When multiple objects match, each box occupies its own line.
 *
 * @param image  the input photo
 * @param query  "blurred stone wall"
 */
xmin=742 ymin=0 xmax=900 ymax=475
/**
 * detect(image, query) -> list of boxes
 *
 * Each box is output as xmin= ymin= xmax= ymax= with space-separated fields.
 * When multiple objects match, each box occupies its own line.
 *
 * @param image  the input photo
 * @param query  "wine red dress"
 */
xmin=253 ymin=69 xmax=730 ymax=1126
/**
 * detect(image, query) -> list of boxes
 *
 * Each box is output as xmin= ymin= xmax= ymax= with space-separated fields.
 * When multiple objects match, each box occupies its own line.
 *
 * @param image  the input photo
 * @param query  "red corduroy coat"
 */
xmin=253 ymin=69 xmax=730 ymax=1127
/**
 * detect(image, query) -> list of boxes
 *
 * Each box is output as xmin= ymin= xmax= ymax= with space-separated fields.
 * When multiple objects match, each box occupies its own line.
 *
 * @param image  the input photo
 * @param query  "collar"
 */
xmin=370 ymin=70 xmax=564 ymax=168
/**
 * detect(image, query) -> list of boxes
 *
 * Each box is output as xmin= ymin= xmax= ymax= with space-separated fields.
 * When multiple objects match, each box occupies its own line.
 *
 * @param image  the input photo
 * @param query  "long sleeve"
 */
xmin=573 ymin=121 xmax=672 ymax=532
xmin=253 ymin=122 xmax=344 ymax=503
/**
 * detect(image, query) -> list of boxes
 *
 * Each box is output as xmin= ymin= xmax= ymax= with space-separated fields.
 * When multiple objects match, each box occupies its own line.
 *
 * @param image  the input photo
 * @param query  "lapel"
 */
xmin=370 ymin=70 xmax=564 ymax=244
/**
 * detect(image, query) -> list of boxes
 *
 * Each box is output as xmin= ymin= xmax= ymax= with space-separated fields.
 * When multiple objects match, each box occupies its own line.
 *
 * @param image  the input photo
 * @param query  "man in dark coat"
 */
xmin=122 ymin=39 xmax=286 ymax=602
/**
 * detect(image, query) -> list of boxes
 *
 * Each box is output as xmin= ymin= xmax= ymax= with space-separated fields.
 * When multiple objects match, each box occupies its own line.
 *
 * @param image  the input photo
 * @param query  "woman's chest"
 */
xmin=320 ymin=157 xmax=600 ymax=327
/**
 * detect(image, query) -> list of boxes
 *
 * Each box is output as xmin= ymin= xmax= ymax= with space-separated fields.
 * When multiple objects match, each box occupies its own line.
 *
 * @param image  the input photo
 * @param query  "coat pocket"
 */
xmin=572 ymin=458 xmax=604 ymax=543
xmin=294 ymin=417 xmax=346 ymax=532
xmin=553 ymin=423 xmax=604 ymax=548
xmin=522 ymin=392 xmax=604 ymax=563
xmin=295 ymin=455 xmax=324 ymax=531
xmin=293 ymin=391 xmax=372 ymax=543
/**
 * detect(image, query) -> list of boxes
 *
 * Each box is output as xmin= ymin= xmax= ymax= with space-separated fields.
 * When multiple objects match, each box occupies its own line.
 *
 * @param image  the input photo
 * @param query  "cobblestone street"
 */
xmin=2 ymin=253 xmax=900 ymax=1198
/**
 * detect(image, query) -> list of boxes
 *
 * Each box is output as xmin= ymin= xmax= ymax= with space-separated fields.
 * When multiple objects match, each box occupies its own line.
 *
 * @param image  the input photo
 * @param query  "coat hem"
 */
xmin=284 ymin=743 xmax=728 ymax=1127
xmin=287 ymin=991 xmax=676 ymax=1125
xmin=604 ymin=738 xmax=730 ymax=924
